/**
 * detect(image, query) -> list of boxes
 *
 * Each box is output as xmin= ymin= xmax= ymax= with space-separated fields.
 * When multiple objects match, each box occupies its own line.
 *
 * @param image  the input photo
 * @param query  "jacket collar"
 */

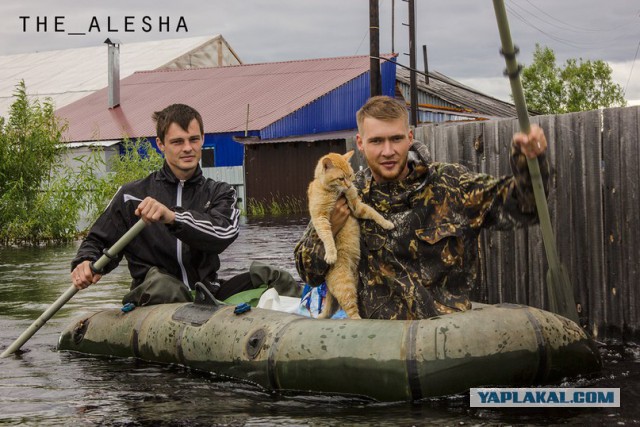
xmin=157 ymin=161 xmax=204 ymax=185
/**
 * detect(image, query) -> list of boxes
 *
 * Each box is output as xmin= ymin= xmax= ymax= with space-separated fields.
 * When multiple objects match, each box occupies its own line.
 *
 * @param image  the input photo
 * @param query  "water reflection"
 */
xmin=0 ymin=217 xmax=638 ymax=425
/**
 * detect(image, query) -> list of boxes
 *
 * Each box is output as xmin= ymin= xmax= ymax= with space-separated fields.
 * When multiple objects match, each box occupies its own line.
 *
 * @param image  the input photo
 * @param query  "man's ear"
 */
xmin=408 ymin=129 xmax=414 ymax=147
xmin=356 ymin=134 xmax=364 ymax=152
xmin=156 ymin=137 xmax=164 ymax=153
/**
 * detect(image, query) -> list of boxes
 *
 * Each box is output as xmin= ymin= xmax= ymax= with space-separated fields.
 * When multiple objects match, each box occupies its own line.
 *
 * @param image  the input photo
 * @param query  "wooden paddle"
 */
xmin=492 ymin=0 xmax=579 ymax=324
xmin=0 ymin=219 xmax=146 ymax=358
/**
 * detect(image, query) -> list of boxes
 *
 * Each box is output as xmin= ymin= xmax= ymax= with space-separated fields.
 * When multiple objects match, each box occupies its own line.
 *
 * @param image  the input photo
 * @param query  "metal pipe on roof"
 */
xmin=423 ymin=45 xmax=429 ymax=85
xmin=104 ymin=38 xmax=121 ymax=109
xmin=391 ymin=0 xmax=395 ymax=54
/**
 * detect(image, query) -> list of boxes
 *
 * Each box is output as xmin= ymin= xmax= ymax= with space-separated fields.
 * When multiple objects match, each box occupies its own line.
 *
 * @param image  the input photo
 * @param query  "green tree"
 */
xmin=0 ymin=80 xmax=88 ymax=244
xmin=85 ymin=138 xmax=164 ymax=222
xmin=0 ymin=81 xmax=165 ymax=245
xmin=521 ymin=44 xmax=627 ymax=114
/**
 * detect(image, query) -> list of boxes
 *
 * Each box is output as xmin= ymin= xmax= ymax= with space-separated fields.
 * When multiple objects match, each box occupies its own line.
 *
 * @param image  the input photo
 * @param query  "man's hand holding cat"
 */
xmin=330 ymin=196 xmax=350 ymax=236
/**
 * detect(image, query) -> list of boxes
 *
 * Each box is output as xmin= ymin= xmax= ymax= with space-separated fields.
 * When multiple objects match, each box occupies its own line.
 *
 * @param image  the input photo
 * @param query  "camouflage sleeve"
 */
xmin=294 ymin=222 xmax=330 ymax=286
xmin=459 ymin=143 xmax=549 ymax=230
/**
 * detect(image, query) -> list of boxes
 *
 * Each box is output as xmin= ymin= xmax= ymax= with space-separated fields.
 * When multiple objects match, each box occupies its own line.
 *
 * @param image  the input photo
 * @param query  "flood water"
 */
xmin=1 ymin=216 xmax=639 ymax=426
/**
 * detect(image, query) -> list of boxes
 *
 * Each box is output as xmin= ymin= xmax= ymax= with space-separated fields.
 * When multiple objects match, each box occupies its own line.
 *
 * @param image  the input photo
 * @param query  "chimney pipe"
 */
xmin=104 ymin=38 xmax=121 ymax=109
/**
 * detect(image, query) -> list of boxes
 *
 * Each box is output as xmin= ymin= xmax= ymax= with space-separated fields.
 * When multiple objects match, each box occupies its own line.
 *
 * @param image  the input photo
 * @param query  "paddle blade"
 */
xmin=546 ymin=264 xmax=579 ymax=324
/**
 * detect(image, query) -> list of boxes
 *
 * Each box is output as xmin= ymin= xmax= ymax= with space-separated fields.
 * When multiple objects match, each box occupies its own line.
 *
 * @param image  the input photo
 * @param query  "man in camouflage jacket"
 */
xmin=294 ymin=96 xmax=549 ymax=320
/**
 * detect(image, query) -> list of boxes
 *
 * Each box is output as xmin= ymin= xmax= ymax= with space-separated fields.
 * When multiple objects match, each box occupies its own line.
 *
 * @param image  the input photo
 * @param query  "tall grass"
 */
xmin=247 ymin=194 xmax=306 ymax=217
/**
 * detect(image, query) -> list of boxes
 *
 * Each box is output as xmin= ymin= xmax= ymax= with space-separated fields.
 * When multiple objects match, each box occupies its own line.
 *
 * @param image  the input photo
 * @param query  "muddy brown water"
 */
xmin=1 ymin=216 xmax=638 ymax=426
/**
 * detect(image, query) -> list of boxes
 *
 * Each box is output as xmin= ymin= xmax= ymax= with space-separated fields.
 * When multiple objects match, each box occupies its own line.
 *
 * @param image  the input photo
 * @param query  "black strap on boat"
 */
xmin=504 ymin=304 xmax=550 ymax=383
xmin=266 ymin=317 xmax=306 ymax=391
xmin=131 ymin=309 xmax=150 ymax=359
xmin=405 ymin=320 xmax=423 ymax=402
xmin=175 ymin=321 xmax=189 ymax=366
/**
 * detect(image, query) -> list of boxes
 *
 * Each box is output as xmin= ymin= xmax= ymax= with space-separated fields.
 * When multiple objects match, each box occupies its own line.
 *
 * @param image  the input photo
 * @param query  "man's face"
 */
xmin=356 ymin=116 xmax=413 ymax=183
xmin=157 ymin=118 xmax=203 ymax=180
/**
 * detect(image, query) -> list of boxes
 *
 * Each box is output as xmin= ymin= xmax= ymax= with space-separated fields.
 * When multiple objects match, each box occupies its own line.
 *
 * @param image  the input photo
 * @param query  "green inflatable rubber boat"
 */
xmin=58 ymin=301 xmax=601 ymax=402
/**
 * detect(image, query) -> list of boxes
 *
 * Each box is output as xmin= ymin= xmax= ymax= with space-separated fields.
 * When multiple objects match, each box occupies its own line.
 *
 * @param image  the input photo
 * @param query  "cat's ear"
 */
xmin=343 ymin=150 xmax=354 ymax=161
xmin=322 ymin=157 xmax=335 ymax=170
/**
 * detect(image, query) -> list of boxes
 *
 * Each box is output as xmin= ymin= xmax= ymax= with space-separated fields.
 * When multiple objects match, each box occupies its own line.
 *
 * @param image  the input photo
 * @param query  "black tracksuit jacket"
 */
xmin=71 ymin=162 xmax=240 ymax=290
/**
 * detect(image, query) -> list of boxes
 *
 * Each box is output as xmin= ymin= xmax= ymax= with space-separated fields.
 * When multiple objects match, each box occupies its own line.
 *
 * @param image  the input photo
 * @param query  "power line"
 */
xmin=506 ymin=1 xmax=640 ymax=50
xmin=625 ymin=39 xmax=640 ymax=96
xmin=505 ymin=4 xmax=585 ymax=49
xmin=370 ymin=55 xmax=510 ymax=103
xmin=516 ymin=0 xmax=638 ymax=33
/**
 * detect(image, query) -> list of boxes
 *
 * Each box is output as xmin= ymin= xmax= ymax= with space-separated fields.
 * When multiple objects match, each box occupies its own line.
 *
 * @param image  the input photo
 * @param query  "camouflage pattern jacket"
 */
xmin=294 ymin=141 xmax=549 ymax=320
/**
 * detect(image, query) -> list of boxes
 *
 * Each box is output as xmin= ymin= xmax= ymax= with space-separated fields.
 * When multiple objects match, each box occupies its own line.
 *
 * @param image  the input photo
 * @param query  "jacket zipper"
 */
xmin=176 ymin=180 xmax=190 ymax=289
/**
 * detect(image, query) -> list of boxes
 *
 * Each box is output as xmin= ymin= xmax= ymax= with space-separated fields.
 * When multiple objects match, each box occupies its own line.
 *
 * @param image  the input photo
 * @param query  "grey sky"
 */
xmin=2 ymin=0 xmax=639 ymax=103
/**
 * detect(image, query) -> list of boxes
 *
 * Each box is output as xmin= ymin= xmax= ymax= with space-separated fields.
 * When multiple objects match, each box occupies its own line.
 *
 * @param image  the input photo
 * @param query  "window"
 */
xmin=201 ymin=147 xmax=215 ymax=168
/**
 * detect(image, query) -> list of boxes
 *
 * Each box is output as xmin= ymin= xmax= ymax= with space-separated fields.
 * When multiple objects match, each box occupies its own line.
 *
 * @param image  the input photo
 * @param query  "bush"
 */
xmin=0 ymin=81 xmax=164 ymax=245
xmin=0 ymin=80 xmax=85 ymax=245
xmin=84 ymin=138 xmax=164 ymax=223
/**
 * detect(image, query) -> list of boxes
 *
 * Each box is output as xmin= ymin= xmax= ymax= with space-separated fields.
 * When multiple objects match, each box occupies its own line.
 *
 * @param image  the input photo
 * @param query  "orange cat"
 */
xmin=307 ymin=151 xmax=394 ymax=319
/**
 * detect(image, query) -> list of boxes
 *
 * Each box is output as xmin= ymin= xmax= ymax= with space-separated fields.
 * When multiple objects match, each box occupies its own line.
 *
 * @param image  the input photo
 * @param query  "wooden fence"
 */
xmin=402 ymin=106 xmax=639 ymax=342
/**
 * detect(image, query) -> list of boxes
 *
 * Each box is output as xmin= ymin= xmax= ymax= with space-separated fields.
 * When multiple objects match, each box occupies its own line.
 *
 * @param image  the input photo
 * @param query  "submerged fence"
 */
xmin=411 ymin=106 xmax=639 ymax=342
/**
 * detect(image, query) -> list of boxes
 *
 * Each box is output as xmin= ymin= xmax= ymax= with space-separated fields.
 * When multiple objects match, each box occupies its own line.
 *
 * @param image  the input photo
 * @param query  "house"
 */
xmin=241 ymin=65 xmax=520 ymax=205
xmin=56 ymin=53 xmax=519 ymax=212
xmin=1 ymin=35 xmax=243 ymax=189
xmin=395 ymin=67 xmax=517 ymax=122
xmin=0 ymin=34 xmax=242 ymax=118
xmin=56 ymin=54 xmax=398 ymax=210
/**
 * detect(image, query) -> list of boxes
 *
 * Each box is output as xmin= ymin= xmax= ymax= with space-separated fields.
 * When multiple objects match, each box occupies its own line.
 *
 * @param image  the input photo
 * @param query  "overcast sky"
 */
xmin=2 ymin=0 xmax=639 ymax=104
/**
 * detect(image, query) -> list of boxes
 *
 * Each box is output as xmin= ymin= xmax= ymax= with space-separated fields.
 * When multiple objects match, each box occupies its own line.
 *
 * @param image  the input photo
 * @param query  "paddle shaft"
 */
xmin=0 ymin=219 xmax=146 ymax=358
xmin=493 ymin=0 xmax=579 ymax=323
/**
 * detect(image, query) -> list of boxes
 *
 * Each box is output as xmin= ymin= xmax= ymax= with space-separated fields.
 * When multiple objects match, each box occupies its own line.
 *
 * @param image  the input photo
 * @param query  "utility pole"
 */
xmin=408 ymin=0 xmax=417 ymax=127
xmin=370 ymin=0 xmax=382 ymax=97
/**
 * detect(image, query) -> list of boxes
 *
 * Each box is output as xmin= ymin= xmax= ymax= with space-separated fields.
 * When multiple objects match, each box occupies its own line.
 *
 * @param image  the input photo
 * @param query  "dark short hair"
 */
xmin=152 ymin=104 xmax=204 ymax=142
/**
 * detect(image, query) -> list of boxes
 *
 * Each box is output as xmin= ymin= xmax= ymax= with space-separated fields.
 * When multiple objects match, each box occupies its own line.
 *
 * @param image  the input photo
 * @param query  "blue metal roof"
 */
xmin=261 ymin=59 xmax=397 ymax=140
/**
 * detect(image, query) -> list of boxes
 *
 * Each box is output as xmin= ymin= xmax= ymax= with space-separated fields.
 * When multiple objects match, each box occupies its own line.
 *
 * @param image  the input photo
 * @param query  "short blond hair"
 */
xmin=356 ymin=96 xmax=409 ymax=134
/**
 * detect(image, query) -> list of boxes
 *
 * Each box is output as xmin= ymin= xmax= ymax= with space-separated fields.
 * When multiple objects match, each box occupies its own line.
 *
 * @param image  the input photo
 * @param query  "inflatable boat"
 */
xmin=58 ymin=301 xmax=601 ymax=402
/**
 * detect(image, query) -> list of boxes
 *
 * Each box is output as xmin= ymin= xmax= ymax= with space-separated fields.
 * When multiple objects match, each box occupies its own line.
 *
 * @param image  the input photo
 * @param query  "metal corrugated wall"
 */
xmin=201 ymin=132 xmax=252 ymax=167
xmin=397 ymin=81 xmax=470 ymax=123
xmin=261 ymin=59 xmax=397 ymax=140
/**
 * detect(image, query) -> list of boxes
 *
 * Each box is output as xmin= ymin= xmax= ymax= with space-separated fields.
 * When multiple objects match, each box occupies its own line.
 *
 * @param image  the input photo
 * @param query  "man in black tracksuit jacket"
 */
xmin=70 ymin=104 xmax=244 ymax=305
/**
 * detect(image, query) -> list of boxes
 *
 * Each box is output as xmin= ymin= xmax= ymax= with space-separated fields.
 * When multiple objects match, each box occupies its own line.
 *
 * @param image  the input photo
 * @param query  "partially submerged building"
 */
xmin=56 ymin=54 xmax=398 ymax=210
xmin=0 ymin=34 xmax=242 ymax=118
xmin=56 ymin=51 xmax=518 ymax=211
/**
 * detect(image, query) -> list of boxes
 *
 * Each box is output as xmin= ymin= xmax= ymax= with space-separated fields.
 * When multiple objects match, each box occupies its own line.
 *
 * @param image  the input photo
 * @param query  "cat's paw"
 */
xmin=380 ymin=219 xmax=394 ymax=230
xmin=324 ymin=247 xmax=337 ymax=264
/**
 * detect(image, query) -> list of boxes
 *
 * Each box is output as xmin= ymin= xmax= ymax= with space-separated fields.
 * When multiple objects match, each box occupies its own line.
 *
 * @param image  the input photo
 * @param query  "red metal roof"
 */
xmin=57 ymin=55 xmax=393 ymax=142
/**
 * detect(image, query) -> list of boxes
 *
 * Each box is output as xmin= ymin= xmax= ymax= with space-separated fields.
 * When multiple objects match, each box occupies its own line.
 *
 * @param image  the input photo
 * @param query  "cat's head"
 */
xmin=314 ymin=151 xmax=356 ymax=190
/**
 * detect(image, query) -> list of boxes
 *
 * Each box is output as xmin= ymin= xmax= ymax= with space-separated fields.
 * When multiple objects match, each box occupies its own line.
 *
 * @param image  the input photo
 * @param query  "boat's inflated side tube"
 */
xmin=58 ymin=303 xmax=601 ymax=401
